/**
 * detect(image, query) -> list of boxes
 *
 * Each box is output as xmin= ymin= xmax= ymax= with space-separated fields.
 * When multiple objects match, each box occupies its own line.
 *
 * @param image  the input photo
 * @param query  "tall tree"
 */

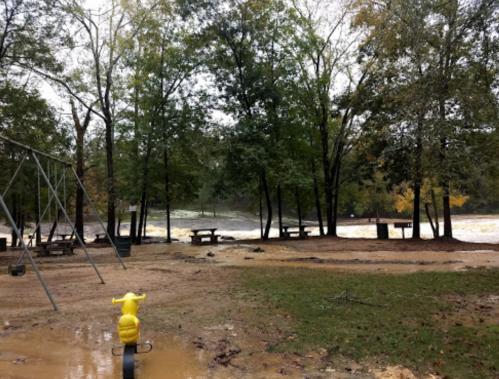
xmin=34 ymin=0 xmax=158 ymax=241
xmin=289 ymin=0 xmax=366 ymax=236
xmin=354 ymin=0 xmax=499 ymax=239
xmin=204 ymin=0 xmax=295 ymax=239
xmin=70 ymin=98 xmax=93 ymax=241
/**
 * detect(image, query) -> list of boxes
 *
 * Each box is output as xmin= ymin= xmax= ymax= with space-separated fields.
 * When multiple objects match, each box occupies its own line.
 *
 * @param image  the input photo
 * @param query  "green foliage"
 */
xmin=353 ymin=0 xmax=499 ymax=209
xmin=1 ymin=0 xmax=499 ymax=231
xmin=0 ymin=83 xmax=71 ymax=228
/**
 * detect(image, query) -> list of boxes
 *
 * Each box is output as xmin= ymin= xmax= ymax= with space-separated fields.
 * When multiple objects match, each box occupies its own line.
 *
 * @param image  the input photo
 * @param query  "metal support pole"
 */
xmin=2 ymin=152 xmax=28 ymax=198
xmin=32 ymin=152 xmax=106 ymax=284
xmin=70 ymin=166 xmax=126 ymax=270
xmin=0 ymin=134 xmax=70 ymax=165
xmin=17 ymin=168 xmax=67 ymax=264
xmin=0 ymin=193 xmax=58 ymax=311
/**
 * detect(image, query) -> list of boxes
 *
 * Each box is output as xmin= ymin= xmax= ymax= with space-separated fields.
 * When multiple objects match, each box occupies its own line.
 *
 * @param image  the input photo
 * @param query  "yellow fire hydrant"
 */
xmin=112 ymin=292 xmax=146 ymax=345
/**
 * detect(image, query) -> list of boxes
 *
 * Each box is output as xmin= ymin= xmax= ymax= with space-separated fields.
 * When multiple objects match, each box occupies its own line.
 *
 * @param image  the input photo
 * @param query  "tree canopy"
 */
xmin=0 ymin=0 xmax=498 ymax=242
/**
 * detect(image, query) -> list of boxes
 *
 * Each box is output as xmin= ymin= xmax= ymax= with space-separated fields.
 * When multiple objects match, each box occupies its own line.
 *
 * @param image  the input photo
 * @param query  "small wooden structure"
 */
xmin=282 ymin=225 xmax=311 ymax=239
xmin=35 ymin=240 xmax=75 ymax=257
xmin=190 ymin=228 xmax=220 ymax=245
xmin=394 ymin=222 xmax=412 ymax=239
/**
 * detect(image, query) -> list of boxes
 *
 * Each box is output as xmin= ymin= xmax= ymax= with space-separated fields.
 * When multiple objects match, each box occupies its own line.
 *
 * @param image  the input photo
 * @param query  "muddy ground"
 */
xmin=1 ymin=237 xmax=499 ymax=378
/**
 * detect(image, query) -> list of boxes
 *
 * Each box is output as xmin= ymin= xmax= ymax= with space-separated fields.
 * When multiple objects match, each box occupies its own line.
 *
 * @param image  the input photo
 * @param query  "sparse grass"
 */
xmin=237 ymin=266 xmax=499 ymax=379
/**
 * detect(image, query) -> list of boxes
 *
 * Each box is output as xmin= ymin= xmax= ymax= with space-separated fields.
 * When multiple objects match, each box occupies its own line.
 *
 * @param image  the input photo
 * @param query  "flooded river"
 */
xmin=124 ymin=214 xmax=499 ymax=244
xmin=1 ymin=211 xmax=498 ymax=244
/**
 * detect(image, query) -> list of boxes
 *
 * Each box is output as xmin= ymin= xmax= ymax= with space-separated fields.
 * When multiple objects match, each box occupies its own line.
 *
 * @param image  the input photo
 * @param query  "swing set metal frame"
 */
xmin=0 ymin=135 xmax=127 ymax=311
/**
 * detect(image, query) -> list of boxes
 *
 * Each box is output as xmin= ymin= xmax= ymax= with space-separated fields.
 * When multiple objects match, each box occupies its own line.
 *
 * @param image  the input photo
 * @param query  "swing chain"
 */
xmin=37 ymin=164 xmax=41 ymax=241
xmin=63 ymin=169 xmax=67 ymax=233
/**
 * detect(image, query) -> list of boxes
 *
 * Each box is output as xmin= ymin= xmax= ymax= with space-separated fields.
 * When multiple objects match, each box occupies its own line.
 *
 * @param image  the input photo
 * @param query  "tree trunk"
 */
xmin=11 ymin=194 xmax=18 ymax=247
xmin=17 ymin=205 xmax=24 ymax=247
xmin=442 ymin=183 xmax=452 ymax=238
xmin=425 ymin=203 xmax=437 ymax=238
xmin=259 ymin=177 xmax=263 ymax=239
xmin=130 ymin=209 xmax=137 ymax=244
xmin=105 ymin=120 xmax=116 ymax=242
xmin=117 ymin=207 xmax=122 ymax=237
xmin=75 ymin=128 xmax=85 ymax=242
xmin=311 ymin=159 xmax=324 ymax=236
xmin=413 ymin=129 xmax=423 ymax=239
xmin=262 ymin=171 xmax=272 ymax=240
xmin=137 ymin=147 xmax=151 ymax=245
xmin=295 ymin=187 xmax=302 ymax=229
xmin=376 ymin=202 xmax=380 ymax=224
xmin=440 ymin=134 xmax=452 ymax=238
xmin=412 ymin=182 xmax=421 ymax=239
xmin=70 ymin=98 xmax=92 ymax=244
xmin=143 ymin=198 xmax=148 ymax=239
xmin=431 ymin=189 xmax=439 ymax=238
xmin=331 ymin=160 xmax=342 ymax=237
xmin=321 ymin=133 xmax=333 ymax=236
xmin=277 ymin=184 xmax=283 ymax=237
xmin=137 ymin=188 xmax=147 ymax=245
xmin=439 ymin=71 xmax=452 ymax=238
xmin=163 ymin=147 xmax=172 ymax=243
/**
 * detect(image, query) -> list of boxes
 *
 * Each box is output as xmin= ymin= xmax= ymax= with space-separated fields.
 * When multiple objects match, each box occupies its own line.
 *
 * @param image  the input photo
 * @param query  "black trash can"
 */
xmin=0 ymin=238 xmax=6 ymax=252
xmin=116 ymin=236 xmax=131 ymax=257
xmin=376 ymin=223 xmax=389 ymax=239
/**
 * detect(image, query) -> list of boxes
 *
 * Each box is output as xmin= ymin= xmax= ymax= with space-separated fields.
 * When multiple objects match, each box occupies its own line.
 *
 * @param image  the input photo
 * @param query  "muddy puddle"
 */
xmin=0 ymin=326 xmax=210 ymax=379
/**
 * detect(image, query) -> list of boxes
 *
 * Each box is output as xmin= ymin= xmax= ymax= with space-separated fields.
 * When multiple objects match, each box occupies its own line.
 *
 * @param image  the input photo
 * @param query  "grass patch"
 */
xmin=238 ymin=266 xmax=499 ymax=378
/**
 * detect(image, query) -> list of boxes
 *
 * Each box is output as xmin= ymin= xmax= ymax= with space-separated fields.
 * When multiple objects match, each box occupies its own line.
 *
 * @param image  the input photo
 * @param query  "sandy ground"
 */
xmin=1 ymin=237 xmax=499 ymax=378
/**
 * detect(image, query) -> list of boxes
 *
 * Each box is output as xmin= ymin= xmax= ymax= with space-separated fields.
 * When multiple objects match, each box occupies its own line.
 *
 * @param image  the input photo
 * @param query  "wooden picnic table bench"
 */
xmin=394 ymin=222 xmax=412 ymax=239
xmin=282 ymin=225 xmax=311 ymax=239
xmin=35 ymin=240 xmax=75 ymax=257
xmin=190 ymin=228 xmax=220 ymax=245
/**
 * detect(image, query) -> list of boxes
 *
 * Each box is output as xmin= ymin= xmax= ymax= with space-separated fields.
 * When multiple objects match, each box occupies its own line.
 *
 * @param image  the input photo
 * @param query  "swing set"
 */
xmin=0 ymin=135 xmax=127 ymax=311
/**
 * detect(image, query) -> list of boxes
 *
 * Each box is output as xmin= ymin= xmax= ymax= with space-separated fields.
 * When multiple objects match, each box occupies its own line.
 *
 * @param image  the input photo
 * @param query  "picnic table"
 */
xmin=35 ymin=240 xmax=75 ymax=257
xmin=57 ymin=233 xmax=73 ymax=241
xmin=394 ymin=222 xmax=412 ymax=239
xmin=282 ymin=225 xmax=311 ymax=239
xmin=190 ymin=228 xmax=220 ymax=245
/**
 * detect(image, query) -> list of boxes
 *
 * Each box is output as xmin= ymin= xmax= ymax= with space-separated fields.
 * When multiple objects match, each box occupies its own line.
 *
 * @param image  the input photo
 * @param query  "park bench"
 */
xmin=190 ymin=228 xmax=220 ymax=245
xmin=35 ymin=240 xmax=75 ymax=257
xmin=282 ymin=225 xmax=311 ymax=239
xmin=394 ymin=222 xmax=412 ymax=239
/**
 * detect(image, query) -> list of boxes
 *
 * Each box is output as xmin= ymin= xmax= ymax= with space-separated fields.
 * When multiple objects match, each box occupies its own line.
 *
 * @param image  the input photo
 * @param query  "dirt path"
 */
xmin=1 ymin=238 xmax=498 ymax=378
xmin=234 ymin=235 xmax=499 ymax=252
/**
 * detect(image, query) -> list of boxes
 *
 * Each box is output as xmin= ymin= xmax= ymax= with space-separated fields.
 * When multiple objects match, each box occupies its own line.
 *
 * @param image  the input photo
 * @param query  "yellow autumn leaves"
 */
xmin=395 ymin=180 xmax=469 ymax=214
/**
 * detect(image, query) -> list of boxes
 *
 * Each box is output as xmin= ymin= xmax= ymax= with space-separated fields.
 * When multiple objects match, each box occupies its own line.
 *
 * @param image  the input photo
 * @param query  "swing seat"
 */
xmin=8 ymin=264 xmax=26 ymax=277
